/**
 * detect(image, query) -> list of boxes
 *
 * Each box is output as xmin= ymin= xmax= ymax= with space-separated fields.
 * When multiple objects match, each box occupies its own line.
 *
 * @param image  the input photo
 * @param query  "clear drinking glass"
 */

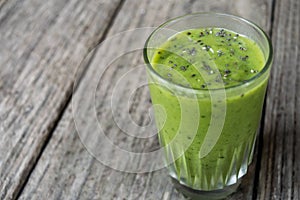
xmin=144 ymin=13 xmax=272 ymax=199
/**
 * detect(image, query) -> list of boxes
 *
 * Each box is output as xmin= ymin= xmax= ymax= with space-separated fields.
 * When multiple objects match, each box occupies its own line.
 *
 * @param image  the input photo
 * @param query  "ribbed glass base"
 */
xmin=171 ymin=177 xmax=241 ymax=200
xmin=165 ymin=134 xmax=256 ymax=191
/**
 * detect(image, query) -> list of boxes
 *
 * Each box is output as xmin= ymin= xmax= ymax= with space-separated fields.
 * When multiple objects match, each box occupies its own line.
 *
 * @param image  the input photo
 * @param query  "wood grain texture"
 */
xmin=0 ymin=0 xmax=122 ymax=199
xmin=18 ymin=0 xmax=273 ymax=199
xmin=257 ymin=0 xmax=300 ymax=199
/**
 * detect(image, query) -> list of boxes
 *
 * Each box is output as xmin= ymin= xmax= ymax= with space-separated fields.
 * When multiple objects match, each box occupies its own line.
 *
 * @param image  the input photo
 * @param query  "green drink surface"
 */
xmin=147 ymin=28 xmax=269 ymax=189
xmin=151 ymin=28 xmax=265 ymax=89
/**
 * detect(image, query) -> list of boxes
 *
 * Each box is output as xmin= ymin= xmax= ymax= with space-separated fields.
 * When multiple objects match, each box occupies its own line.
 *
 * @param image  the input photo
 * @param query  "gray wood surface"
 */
xmin=1 ymin=0 xmax=298 ymax=199
xmin=14 ymin=0 xmax=277 ymax=200
xmin=257 ymin=0 xmax=300 ymax=199
xmin=0 ymin=0 xmax=122 ymax=199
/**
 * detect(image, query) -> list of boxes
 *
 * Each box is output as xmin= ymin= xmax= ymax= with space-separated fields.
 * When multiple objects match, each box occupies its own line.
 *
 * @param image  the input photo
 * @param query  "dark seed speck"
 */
xmin=224 ymin=69 xmax=231 ymax=74
xmin=188 ymin=47 xmax=197 ymax=55
xmin=180 ymin=66 xmax=187 ymax=71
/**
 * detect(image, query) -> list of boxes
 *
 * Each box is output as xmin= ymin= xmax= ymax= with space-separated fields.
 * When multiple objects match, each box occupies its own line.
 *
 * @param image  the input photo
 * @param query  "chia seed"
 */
xmin=217 ymin=50 xmax=224 ymax=57
xmin=233 ymin=34 xmax=239 ymax=39
xmin=180 ymin=66 xmax=187 ymax=71
xmin=202 ymin=45 xmax=210 ymax=51
xmin=241 ymin=55 xmax=249 ymax=61
xmin=224 ymin=69 xmax=231 ymax=74
xmin=188 ymin=47 xmax=197 ymax=55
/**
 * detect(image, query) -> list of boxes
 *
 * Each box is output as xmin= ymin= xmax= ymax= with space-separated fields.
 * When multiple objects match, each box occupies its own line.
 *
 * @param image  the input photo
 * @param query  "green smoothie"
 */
xmin=146 ymin=28 xmax=268 ymax=190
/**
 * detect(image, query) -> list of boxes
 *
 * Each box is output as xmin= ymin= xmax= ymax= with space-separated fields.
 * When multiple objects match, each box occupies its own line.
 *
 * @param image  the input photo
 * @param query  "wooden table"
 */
xmin=0 ymin=0 xmax=299 ymax=199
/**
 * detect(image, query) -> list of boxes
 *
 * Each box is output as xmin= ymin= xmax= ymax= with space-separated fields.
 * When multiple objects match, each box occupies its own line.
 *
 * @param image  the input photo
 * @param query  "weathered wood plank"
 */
xmin=0 ymin=0 xmax=122 ymax=199
xmin=19 ymin=0 xmax=273 ymax=199
xmin=257 ymin=0 xmax=300 ymax=199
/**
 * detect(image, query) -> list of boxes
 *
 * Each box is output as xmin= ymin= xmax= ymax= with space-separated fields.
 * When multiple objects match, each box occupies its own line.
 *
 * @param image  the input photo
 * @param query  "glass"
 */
xmin=144 ymin=13 xmax=272 ymax=199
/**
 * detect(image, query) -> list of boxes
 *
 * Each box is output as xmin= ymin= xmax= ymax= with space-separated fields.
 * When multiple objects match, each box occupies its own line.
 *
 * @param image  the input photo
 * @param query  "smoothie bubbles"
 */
xmin=144 ymin=13 xmax=272 ymax=199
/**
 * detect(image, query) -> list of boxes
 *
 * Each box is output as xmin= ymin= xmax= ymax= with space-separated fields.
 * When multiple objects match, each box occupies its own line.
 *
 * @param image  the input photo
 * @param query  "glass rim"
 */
xmin=143 ymin=12 xmax=273 ymax=92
